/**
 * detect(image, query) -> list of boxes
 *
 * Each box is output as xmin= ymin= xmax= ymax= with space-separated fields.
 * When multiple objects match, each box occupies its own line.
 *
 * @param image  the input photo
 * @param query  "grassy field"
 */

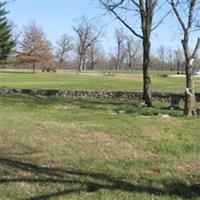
xmin=0 ymin=93 xmax=200 ymax=200
xmin=0 ymin=70 xmax=200 ymax=199
xmin=1 ymin=69 xmax=200 ymax=92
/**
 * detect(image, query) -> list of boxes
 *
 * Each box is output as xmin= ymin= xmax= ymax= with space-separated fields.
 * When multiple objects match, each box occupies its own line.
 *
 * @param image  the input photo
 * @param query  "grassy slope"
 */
xmin=1 ymin=70 xmax=200 ymax=92
xmin=0 ymin=94 xmax=200 ymax=200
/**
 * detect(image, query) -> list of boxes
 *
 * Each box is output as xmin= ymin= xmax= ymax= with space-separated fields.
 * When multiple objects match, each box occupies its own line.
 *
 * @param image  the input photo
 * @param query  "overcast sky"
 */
xmin=7 ymin=0 xmax=199 ymax=55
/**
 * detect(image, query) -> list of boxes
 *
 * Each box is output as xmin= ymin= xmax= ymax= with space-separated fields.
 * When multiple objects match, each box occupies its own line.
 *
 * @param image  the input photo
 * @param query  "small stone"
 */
xmin=41 ymin=165 xmax=51 ymax=168
xmin=138 ymin=102 xmax=147 ymax=107
xmin=118 ymin=110 xmax=126 ymax=114
xmin=158 ymin=113 xmax=170 ymax=118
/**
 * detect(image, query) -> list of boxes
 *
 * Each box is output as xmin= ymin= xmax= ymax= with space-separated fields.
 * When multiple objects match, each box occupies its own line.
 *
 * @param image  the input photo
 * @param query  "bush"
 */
xmin=160 ymin=74 xmax=168 ymax=78
xmin=104 ymin=71 xmax=115 ymax=76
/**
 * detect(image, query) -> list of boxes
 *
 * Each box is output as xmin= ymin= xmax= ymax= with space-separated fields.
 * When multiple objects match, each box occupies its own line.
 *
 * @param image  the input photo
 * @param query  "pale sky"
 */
xmin=7 ymin=0 xmax=200 ymax=56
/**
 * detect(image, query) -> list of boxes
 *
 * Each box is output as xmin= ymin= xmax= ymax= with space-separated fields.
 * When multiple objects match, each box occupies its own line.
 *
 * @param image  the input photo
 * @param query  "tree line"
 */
xmin=0 ymin=0 xmax=200 ymax=117
xmin=6 ymin=18 xmax=197 ymax=73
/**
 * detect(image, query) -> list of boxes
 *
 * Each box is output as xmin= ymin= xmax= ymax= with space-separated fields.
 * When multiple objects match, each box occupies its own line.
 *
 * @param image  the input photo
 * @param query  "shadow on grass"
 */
xmin=0 ymin=157 xmax=199 ymax=200
xmin=0 ymin=94 xmax=183 ymax=117
xmin=0 ymin=71 xmax=34 ymax=74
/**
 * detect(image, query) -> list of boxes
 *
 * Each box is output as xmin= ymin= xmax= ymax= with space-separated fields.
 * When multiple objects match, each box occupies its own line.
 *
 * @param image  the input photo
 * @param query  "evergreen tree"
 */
xmin=0 ymin=1 xmax=15 ymax=65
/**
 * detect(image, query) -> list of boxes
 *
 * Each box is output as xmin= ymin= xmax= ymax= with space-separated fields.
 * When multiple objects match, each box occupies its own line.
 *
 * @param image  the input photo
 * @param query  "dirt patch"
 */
xmin=79 ymin=132 xmax=116 ymax=145
xmin=111 ymin=75 xmax=142 ymax=81
xmin=139 ymin=150 xmax=159 ymax=158
xmin=169 ymin=75 xmax=185 ymax=78
xmin=178 ymin=161 xmax=200 ymax=174
xmin=55 ymin=104 xmax=80 ymax=110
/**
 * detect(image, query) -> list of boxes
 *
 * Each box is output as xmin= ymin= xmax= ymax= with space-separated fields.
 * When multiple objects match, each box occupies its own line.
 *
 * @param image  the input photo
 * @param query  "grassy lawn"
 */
xmin=0 ymin=94 xmax=200 ymax=200
xmin=1 ymin=70 xmax=200 ymax=92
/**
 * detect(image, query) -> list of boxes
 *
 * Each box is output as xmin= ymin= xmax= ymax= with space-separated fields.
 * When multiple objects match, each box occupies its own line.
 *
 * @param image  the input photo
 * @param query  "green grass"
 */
xmin=1 ymin=70 xmax=200 ymax=92
xmin=0 ymin=94 xmax=200 ymax=200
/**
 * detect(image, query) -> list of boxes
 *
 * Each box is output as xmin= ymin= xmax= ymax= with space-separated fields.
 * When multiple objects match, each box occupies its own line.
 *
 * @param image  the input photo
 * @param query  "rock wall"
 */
xmin=1 ymin=88 xmax=200 ymax=102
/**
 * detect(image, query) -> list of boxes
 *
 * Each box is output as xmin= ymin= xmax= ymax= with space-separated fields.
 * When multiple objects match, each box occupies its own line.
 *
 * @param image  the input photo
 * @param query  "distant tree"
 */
xmin=125 ymin=35 xmax=141 ymax=69
xmin=169 ymin=0 xmax=200 ymax=116
xmin=0 ymin=1 xmax=15 ymax=66
xmin=157 ymin=45 xmax=165 ymax=70
xmin=114 ymin=28 xmax=126 ymax=70
xmin=86 ymin=40 xmax=103 ymax=70
xmin=56 ymin=34 xmax=73 ymax=68
xmin=10 ymin=22 xmax=21 ymax=51
xmin=16 ymin=23 xmax=55 ymax=73
xmin=166 ymin=47 xmax=174 ymax=70
xmin=174 ymin=47 xmax=184 ymax=73
xmin=73 ymin=16 xmax=102 ymax=72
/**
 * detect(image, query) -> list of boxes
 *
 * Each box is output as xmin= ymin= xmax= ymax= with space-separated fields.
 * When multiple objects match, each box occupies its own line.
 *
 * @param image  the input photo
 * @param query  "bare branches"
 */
xmin=56 ymin=34 xmax=73 ymax=67
xmin=168 ymin=0 xmax=186 ymax=31
xmin=169 ymin=0 xmax=200 ymax=58
xmin=99 ymin=0 xmax=143 ymax=39
xmin=130 ymin=0 xmax=140 ymax=8
xmin=73 ymin=16 xmax=103 ymax=71
xmin=168 ymin=0 xmax=199 ymax=33
xmin=192 ymin=38 xmax=200 ymax=58
xmin=151 ymin=7 xmax=172 ymax=31
xmin=187 ymin=0 xmax=196 ymax=31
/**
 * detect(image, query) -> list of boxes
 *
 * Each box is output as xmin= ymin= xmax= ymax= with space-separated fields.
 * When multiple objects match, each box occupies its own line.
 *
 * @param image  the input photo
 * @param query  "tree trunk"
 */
xmin=117 ymin=62 xmax=120 ymax=70
xmin=77 ymin=52 xmax=85 ymax=72
xmin=128 ymin=52 xmax=132 ymax=69
xmin=143 ymin=39 xmax=152 ymax=107
xmin=32 ymin=63 xmax=36 ymax=73
xmin=117 ymin=42 xmax=121 ymax=70
xmin=91 ymin=58 xmax=94 ymax=70
xmin=177 ymin=61 xmax=180 ymax=73
xmin=59 ymin=60 xmax=63 ymax=68
xmin=77 ymin=55 xmax=82 ymax=73
xmin=90 ymin=46 xmax=95 ymax=70
xmin=59 ymin=57 xmax=63 ymax=68
xmin=184 ymin=58 xmax=197 ymax=116
xmin=80 ymin=58 xmax=83 ymax=71
xmin=128 ymin=61 xmax=132 ymax=70
xmin=82 ymin=54 xmax=86 ymax=70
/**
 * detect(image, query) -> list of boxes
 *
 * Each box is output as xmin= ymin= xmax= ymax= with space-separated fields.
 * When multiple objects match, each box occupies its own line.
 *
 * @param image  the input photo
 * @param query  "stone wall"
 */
xmin=1 ymin=88 xmax=200 ymax=102
xmin=0 ymin=88 xmax=200 ymax=102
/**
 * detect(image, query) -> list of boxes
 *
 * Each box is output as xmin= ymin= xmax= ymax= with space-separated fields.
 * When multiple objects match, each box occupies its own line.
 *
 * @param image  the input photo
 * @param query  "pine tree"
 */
xmin=0 ymin=1 xmax=15 ymax=65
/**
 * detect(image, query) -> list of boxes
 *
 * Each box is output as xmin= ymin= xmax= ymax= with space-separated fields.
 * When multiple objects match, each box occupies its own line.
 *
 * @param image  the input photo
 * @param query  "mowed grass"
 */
xmin=0 ymin=94 xmax=200 ymax=200
xmin=1 ymin=69 xmax=200 ymax=92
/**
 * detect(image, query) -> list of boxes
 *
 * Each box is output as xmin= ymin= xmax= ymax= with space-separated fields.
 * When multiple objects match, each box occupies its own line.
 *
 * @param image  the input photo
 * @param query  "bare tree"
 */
xmin=166 ymin=47 xmax=174 ymax=70
xmin=174 ymin=47 xmax=184 ymax=73
xmin=114 ymin=28 xmax=126 ymax=70
xmin=87 ymin=41 xmax=96 ymax=70
xmin=87 ymin=40 xmax=103 ymax=70
xmin=16 ymin=23 xmax=55 ymax=73
xmin=100 ymin=0 xmax=169 ymax=107
xmin=168 ymin=0 xmax=200 ymax=116
xmin=10 ymin=22 xmax=21 ymax=50
xmin=73 ymin=17 xmax=102 ymax=72
xmin=157 ymin=45 xmax=165 ymax=70
xmin=56 ymin=34 xmax=73 ymax=68
xmin=125 ymin=35 xmax=142 ymax=69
